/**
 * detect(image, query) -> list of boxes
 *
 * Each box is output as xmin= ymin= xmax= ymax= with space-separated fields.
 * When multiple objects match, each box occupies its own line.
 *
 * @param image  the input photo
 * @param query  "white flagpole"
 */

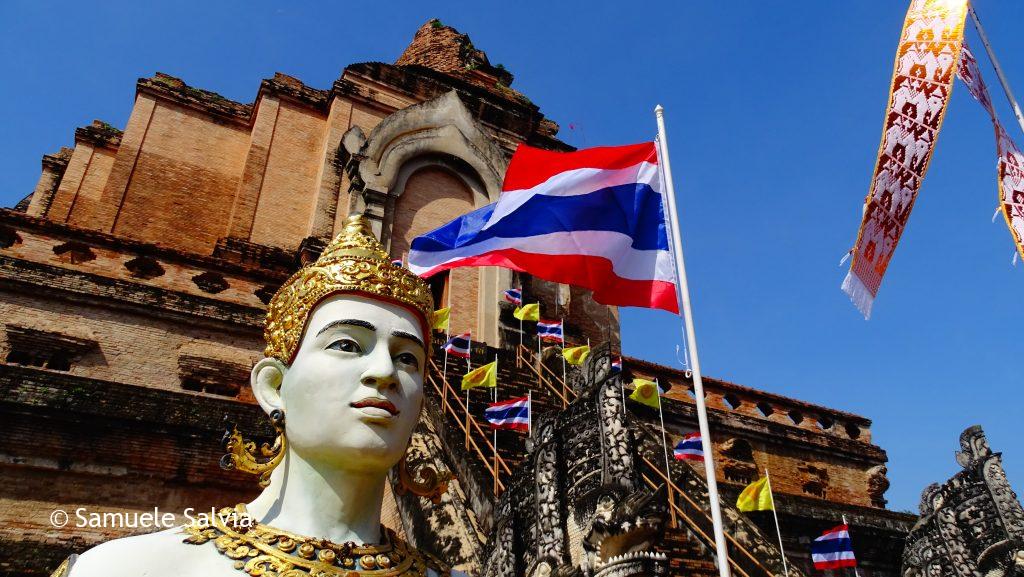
xmin=656 ymin=105 xmax=732 ymax=577
xmin=969 ymin=4 xmax=1024 ymax=135
xmin=654 ymin=378 xmax=675 ymax=527
xmin=493 ymin=354 xmax=499 ymax=496
xmin=765 ymin=469 xmax=790 ymax=577
xmin=841 ymin=514 xmax=861 ymax=577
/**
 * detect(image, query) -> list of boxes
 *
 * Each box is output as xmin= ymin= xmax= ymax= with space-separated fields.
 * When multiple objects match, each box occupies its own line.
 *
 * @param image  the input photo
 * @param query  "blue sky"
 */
xmin=1 ymin=1 xmax=1020 ymax=513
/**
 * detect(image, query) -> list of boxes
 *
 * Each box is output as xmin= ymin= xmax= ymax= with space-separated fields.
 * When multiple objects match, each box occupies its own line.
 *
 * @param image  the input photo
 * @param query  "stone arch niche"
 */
xmin=342 ymin=90 xmax=510 ymax=344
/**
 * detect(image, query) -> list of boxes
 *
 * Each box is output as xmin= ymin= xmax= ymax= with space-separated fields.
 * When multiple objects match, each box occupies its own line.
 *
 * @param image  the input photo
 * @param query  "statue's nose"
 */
xmin=360 ymin=346 xmax=399 ymax=391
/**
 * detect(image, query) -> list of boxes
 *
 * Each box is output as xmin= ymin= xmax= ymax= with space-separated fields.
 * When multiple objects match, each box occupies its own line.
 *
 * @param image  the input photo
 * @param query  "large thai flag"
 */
xmin=810 ymin=524 xmax=857 ymax=570
xmin=485 ymin=396 xmax=530 ymax=432
xmin=408 ymin=143 xmax=678 ymax=313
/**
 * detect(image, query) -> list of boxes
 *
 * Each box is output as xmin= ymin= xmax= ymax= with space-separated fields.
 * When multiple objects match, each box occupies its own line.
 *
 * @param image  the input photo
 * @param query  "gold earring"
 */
xmin=220 ymin=409 xmax=286 ymax=488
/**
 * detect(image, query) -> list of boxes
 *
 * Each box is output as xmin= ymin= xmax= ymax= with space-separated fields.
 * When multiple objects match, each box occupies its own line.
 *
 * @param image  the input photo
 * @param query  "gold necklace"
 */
xmin=183 ymin=505 xmax=446 ymax=576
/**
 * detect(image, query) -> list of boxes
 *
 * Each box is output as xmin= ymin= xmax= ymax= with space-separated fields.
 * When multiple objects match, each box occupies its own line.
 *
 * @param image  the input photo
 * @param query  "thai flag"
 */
xmin=811 ymin=524 xmax=857 ymax=570
xmin=391 ymin=259 xmax=403 ymax=267
xmin=537 ymin=320 xmax=563 ymax=343
xmin=442 ymin=333 xmax=471 ymax=358
xmin=611 ymin=356 xmax=622 ymax=372
xmin=504 ymin=288 xmax=522 ymax=305
xmin=408 ymin=143 xmax=678 ymax=313
xmin=485 ymin=396 xmax=530 ymax=431
xmin=673 ymin=432 xmax=703 ymax=461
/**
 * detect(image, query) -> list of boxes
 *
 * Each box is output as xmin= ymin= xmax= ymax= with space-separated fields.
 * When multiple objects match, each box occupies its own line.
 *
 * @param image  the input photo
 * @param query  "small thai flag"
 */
xmin=537 ymin=320 xmax=563 ymax=343
xmin=611 ymin=356 xmax=622 ymax=372
xmin=485 ymin=396 xmax=530 ymax=431
xmin=443 ymin=333 xmax=471 ymax=358
xmin=811 ymin=524 xmax=857 ymax=570
xmin=504 ymin=288 xmax=522 ymax=305
xmin=673 ymin=432 xmax=703 ymax=461
xmin=391 ymin=259 xmax=403 ymax=267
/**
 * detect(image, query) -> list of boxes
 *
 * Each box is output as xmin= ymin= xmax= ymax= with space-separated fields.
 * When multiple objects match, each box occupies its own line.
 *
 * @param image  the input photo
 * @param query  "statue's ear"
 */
xmin=251 ymin=357 xmax=287 ymax=417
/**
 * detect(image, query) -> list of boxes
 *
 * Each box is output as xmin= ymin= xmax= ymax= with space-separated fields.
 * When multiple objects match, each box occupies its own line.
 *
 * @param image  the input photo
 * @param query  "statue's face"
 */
xmin=277 ymin=294 xmax=426 ymax=473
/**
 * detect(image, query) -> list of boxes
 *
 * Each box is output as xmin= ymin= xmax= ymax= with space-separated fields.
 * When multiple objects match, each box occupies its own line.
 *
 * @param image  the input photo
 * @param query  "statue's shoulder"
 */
xmin=65 ymin=527 xmax=225 ymax=577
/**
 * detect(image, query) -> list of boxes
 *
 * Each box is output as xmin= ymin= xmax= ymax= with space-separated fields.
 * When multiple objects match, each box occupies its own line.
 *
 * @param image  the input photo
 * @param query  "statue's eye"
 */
xmin=395 ymin=352 xmax=419 ymax=369
xmin=327 ymin=339 xmax=361 ymax=353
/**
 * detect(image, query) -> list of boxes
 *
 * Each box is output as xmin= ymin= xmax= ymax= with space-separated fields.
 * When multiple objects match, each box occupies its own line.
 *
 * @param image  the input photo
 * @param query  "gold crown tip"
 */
xmin=343 ymin=213 xmax=374 ymax=236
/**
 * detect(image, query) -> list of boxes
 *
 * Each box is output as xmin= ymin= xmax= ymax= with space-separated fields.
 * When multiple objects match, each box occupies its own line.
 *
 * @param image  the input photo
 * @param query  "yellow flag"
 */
xmin=563 ymin=345 xmax=591 ymax=366
xmin=461 ymin=360 xmax=497 ymax=391
xmin=628 ymin=378 xmax=662 ymax=409
xmin=513 ymin=303 xmax=539 ymax=321
xmin=736 ymin=476 xmax=774 ymax=512
xmin=429 ymin=307 xmax=450 ymax=330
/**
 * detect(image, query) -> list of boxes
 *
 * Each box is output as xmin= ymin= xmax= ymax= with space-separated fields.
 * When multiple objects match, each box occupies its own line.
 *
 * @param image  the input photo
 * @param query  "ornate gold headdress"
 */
xmin=264 ymin=214 xmax=434 ymax=363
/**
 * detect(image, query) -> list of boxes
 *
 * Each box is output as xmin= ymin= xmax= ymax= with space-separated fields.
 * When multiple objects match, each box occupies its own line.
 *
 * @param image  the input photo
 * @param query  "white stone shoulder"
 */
xmin=67 ymin=526 xmax=236 ymax=577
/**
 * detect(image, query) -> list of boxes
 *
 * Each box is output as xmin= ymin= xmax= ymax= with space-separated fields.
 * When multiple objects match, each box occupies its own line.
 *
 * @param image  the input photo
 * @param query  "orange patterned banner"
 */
xmin=843 ymin=0 xmax=969 ymax=318
xmin=957 ymin=45 xmax=1024 ymax=263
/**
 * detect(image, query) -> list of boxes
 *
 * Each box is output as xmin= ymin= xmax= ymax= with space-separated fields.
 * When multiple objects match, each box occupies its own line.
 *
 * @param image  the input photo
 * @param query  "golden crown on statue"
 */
xmin=263 ymin=214 xmax=434 ymax=363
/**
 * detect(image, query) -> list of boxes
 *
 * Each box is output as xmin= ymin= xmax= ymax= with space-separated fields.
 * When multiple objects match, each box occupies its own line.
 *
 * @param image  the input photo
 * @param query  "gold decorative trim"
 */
xmin=183 ymin=505 xmax=449 ymax=576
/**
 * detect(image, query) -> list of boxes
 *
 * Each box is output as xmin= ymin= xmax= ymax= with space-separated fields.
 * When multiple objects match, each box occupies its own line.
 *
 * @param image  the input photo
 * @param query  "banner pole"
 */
xmin=842 ymin=514 xmax=861 ymax=577
xmin=764 ymin=468 xmax=790 ymax=577
xmin=969 ymin=4 xmax=1024 ymax=135
xmin=493 ymin=355 xmax=498 ymax=496
xmin=656 ymin=104 xmax=732 ymax=577
xmin=655 ymin=378 xmax=677 ymax=528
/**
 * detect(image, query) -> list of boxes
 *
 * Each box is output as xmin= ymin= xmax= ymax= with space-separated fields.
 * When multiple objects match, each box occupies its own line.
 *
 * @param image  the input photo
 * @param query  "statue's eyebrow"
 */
xmin=391 ymin=330 xmax=425 ymax=351
xmin=315 ymin=320 xmax=424 ymax=351
xmin=316 ymin=319 xmax=376 ymax=337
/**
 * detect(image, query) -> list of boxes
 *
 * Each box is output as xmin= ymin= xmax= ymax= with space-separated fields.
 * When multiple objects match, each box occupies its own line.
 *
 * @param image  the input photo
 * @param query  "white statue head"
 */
xmin=228 ymin=213 xmax=435 ymax=482
xmin=250 ymin=294 xmax=426 ymax=473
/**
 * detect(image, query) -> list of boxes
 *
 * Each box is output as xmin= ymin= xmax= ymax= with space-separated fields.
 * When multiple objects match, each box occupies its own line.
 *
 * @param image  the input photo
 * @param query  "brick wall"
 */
xmin=109 ymin=101 xmax=249 ymax=253
xmin=391 ymin=167 xmax=479 ymax=336
xmin=248 ymin=100 xmax=327 ymax=250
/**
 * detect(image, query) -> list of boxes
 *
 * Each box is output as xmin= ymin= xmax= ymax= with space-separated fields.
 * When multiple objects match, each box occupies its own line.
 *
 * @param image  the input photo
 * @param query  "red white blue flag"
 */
xmin=503 ymin=288 xmax=522 ymax=305
xmin=485 ymin=396 xmax=530 ymax=432
xmin=408 ymin=143 xmax=678 ymax=313
xmin=537 ymin=319 xmax=563 ymax=343
xmin=811 ymin=524 xmax=857 ymax=570
xmin=673 ymin=432 xmax=703 ymax=461
xmin=611 ymin=356 xmax=623 ymax=372
xmin=443 ymin=333 xmax=471 ymax=359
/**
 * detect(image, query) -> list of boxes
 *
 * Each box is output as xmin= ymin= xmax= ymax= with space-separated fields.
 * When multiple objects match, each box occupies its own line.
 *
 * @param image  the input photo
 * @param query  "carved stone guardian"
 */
xmin=902 ymin=426 xmax=1024 ymax=577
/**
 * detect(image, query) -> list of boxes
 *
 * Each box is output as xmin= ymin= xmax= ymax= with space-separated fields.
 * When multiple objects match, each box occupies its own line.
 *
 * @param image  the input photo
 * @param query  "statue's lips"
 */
xmin=350 ymin=398 xmax=399 ymax=417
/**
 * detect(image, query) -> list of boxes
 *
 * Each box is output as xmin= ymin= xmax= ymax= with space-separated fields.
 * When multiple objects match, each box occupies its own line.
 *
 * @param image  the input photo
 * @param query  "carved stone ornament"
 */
xmin=901 ymin=426 xmax=1024 ymax=577
xmin=481 ymin=343 xmax=668 ymax=577
xmin=867 ymin=465 xmax=891 ymax=508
